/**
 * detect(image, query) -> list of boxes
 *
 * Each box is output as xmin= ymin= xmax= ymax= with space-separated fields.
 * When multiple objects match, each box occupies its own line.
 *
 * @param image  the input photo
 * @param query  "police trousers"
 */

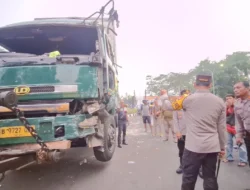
xmin=182 ymin=149 xmax=218 ymax=190
xmin=162 ymin=118 xmax=175 ymax=140
xmin=178 ymin=135 xmax=186 ymax=166
xmin=153 ymin=116 xmax=162 ymax=135
xmin=118 ymin=121 xmax=127 ymax=145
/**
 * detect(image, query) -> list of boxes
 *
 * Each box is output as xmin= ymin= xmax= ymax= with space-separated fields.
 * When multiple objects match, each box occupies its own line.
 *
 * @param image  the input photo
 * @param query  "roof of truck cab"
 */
xmin=0 ymin=17 xmax=109 ymax=29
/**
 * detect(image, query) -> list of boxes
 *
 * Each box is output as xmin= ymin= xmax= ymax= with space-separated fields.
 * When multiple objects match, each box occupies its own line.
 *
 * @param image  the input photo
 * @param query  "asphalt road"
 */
xmin=2 ymin=116 xmax=250 ymax=190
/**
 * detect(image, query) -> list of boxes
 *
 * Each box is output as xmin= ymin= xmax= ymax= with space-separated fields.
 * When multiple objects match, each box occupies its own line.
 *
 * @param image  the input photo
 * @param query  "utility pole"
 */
xmin=132 ymin=90 xmax=136 ymax=108
xmin=144 ymin=89 xmax=147 ymax=100
xmin=178 ymin=73 xmax=181 ymax=93
xmin=212 ymin=72 xmax=215 ymax=95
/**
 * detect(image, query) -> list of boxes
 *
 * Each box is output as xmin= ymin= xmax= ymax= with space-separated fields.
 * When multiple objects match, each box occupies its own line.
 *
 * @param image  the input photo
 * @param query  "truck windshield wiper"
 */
xmin=0 ymin=60 xmax=56 ymax=67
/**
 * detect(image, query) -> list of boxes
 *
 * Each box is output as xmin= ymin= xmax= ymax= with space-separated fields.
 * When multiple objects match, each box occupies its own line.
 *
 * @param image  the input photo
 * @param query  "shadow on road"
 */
xmin=2 ymin=148 xmax=109 ymax=190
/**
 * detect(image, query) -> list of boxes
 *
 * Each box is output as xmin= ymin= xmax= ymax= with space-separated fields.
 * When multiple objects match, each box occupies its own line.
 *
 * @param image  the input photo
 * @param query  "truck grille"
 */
xmin=0 ymin=86 xmax=55 ymax=93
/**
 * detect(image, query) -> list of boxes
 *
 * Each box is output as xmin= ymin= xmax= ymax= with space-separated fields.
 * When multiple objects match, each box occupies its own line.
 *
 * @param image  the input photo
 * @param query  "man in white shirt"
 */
xmin=141 ymin=100 xmax=153 ymax=134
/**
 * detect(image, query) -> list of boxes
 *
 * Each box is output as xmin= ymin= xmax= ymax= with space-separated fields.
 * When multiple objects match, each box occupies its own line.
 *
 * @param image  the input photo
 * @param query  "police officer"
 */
xmin=159 ymin=89 xmax=176 ymax=142
xmin=173 ymin=89 xmax=190 ymax=174
xmin=162 ymin=75 xmax=226 ymax=190
xmin=234 ymin=81 xmax=250 ymax=165
xmin=141 ymin=100 xmax=153 ymax=133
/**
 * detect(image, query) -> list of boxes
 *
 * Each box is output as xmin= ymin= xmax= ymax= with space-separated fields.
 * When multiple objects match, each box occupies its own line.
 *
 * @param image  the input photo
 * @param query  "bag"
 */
xmin=171 ymin=94 xmax=189 ymax=110
xmin=162 ymin=110 xmax=173 ymax=120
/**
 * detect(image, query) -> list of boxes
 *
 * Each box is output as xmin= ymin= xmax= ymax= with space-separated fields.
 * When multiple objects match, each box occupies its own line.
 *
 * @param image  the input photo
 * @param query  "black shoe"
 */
xmin=118 ymin=145 xmax=122 ymax=148
xmin=123 ymin=142 xmax=128 ymax=145
xmin=176 ymin=166 xmax=183 ymax=174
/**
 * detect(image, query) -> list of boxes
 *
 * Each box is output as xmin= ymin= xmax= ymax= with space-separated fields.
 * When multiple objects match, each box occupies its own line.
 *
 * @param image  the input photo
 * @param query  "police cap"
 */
xmin=196 ymin=74 xmax=212 ymax=86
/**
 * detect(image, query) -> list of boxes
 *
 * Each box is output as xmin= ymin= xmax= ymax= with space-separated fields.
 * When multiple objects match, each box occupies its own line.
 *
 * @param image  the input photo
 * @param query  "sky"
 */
xmin=1 ymin=0 xmax=250 ymax=97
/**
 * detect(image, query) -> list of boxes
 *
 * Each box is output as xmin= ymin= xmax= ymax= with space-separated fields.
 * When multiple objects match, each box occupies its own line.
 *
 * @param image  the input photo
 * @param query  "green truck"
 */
xmin=0 ymin=0 xmax=120 ymax=181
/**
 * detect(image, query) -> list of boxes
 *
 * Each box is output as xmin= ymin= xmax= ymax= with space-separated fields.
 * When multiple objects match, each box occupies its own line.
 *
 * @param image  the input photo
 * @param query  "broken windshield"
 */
xmin=0 ymin=44 xmax=9 ymax=53
xmin=0 ymin=26 xmax=99 ymax=55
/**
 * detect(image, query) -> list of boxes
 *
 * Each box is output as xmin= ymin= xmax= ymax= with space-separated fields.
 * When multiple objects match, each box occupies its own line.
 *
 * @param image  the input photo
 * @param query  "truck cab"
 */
xmin=0 ymin=16 xmax=119 ymax=168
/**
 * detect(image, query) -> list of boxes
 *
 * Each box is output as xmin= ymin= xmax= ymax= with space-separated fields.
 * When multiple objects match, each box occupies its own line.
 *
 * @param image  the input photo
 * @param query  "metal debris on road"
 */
xmin=128 ymin=161 xmax=135 ymax=164
xmin=79 ymin=158 xmax=88 ymax=165
xmin=137 ymin=141 xmax=144 ymax=144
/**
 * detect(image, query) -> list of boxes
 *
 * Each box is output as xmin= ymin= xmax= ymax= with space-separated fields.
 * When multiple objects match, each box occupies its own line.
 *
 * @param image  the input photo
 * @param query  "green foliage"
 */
xmin=120 ymin=92 xmax=137 ymax=108
xmin=146 ymin=52 xmax=250 ymax=98
xmin=127 ymin=108 xmax=137 ymax=114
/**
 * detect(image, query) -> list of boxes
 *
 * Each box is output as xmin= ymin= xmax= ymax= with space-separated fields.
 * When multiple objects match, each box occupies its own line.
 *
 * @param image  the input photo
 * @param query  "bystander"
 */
xmin=234 ymin=81 xmax=250 ymax=166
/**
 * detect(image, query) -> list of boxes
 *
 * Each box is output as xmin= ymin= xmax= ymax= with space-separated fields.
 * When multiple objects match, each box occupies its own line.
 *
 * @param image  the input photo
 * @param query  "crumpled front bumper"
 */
xmin=0 ymin=114 xmax=96 ymax=146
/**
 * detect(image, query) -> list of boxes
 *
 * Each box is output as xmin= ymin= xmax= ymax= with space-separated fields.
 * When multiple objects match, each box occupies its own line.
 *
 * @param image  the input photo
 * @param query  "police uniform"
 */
xmin=153 ymin=102 xmax=162 ymax=136
xmin=162 ymin=75 xmax=226 ymax=190
xmin=235 ymin=95 xmax=250 ymax=165
xmin=159 ymin=93 xmax=175 ymax=141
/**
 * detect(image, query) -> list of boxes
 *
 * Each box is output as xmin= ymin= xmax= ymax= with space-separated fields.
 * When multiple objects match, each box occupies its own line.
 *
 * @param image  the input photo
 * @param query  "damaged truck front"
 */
xmin=0 ymin=14 xmax=120 ymax=179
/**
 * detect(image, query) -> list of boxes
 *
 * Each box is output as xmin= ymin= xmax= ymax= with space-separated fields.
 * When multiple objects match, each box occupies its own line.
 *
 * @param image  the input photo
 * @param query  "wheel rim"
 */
xmin=107 ymin=124 xmax=115 ymax=151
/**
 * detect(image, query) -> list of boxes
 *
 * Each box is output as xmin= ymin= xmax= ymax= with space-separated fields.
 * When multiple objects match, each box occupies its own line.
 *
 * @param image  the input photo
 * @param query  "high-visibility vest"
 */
xmin=49 ymin=51 xmax=61 ymax=58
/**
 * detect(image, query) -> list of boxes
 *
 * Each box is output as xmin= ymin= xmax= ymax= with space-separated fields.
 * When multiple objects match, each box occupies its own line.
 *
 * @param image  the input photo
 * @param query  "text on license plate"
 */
xmin=0 ymin=126 xmax=35 ymax=138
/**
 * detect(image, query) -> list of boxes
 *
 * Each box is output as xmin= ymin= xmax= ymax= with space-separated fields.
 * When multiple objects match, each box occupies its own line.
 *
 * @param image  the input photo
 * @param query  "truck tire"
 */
xmin=94 ymin=115 xmax=116 ymax=162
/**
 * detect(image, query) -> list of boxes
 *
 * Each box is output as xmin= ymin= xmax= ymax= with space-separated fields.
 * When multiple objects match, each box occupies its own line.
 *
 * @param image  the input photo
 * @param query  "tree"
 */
xmin=121 ymin=92 xmax=137 ymax=108
xmin=146 ymin=51 xmax=250 ymax=98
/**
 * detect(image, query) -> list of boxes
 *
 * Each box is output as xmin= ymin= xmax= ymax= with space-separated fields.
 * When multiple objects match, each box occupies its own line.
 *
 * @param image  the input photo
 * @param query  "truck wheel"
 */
xmin=94 ymin=115 xmax=116 ymax=162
